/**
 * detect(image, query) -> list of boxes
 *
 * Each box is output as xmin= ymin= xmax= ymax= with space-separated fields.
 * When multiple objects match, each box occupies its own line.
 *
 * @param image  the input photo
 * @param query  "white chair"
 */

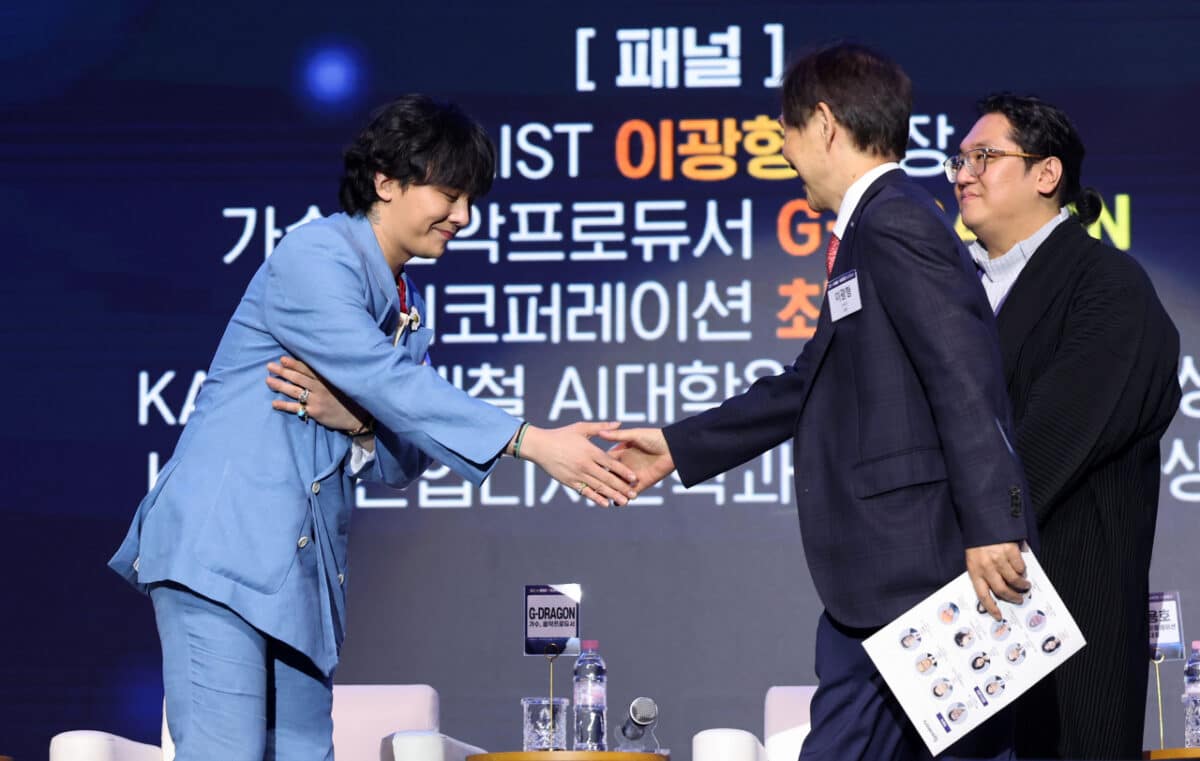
xmin=48 ymin=731 xmax=162 ymax=761
xmin=763 ymin=685 xmax=817 ymax=761
xmin=49 ymin=684 xmax=484 ymax=761
xmin=690 ymin=685 xmax=817 ymax=761
xmin=332 ymin=684 xmax=485 ymax=761
xmin=692 ymin=728 xmax=766 ymax=761
xmin=384 ymin=729 xmax=485 ymax=761
xmin=333 ymin=684 xmax=439 ymax=760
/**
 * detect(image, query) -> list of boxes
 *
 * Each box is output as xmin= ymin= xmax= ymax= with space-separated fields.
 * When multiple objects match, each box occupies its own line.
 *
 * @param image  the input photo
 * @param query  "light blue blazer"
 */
xmin=109 ymin=212 xmax=519 ymax=675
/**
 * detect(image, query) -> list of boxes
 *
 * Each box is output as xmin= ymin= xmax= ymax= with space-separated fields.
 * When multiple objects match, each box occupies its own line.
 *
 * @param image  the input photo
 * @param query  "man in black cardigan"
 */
xmin=950 ymin=94 xmax=1182 ymax=760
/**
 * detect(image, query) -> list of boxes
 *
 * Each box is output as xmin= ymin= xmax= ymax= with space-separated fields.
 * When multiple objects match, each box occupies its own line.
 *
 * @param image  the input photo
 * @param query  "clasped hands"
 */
xmin=265 ymin=357 xmax=676 ymax=508
xmin=507 ymin=425 xmax=679 ymax=507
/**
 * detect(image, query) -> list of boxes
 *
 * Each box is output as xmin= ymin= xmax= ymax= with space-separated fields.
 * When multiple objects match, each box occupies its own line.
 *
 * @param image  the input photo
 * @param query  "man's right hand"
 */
xmin=515 ymin=422 xmax=640 ymax=508
xmin=597 ymin=427 xmax=676 ymax=491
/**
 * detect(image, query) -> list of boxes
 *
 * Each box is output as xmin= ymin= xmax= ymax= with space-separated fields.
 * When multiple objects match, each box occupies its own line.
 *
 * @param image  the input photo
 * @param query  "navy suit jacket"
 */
xmin=664 ymin=169 xmax=1034 ymax=628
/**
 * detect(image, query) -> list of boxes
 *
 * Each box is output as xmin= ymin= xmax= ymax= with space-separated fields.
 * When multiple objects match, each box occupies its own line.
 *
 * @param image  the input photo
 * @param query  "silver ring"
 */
xmin=298 ymin=388 xmax=310 ymax=404
xmin=297 ymin=404 xmax=308 ymax=422
xmin=577 ymin=482 xmax=589 ymax=495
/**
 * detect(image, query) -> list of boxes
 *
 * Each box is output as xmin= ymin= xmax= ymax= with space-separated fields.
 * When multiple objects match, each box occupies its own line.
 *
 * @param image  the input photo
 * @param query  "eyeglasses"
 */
xmin=943 ymin=147 xmax=1045 ymax=183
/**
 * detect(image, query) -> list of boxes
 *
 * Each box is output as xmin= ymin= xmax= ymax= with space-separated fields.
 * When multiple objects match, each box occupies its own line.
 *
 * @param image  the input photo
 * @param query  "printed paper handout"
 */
xmin=862 ymin=551 xmax=1084 ymax=755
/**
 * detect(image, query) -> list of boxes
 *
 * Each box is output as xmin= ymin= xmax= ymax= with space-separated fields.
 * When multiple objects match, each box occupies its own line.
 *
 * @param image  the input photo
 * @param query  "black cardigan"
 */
xmin=1000 ymin=218 xmax=1180 ymax=760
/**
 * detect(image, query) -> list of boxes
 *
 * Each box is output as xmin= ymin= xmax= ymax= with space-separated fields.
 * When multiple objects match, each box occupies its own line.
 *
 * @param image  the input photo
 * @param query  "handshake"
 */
xmin=265 ymin=355 xmax=676 ymax=508
xmin=501 ymin=422 xmax=677 ymax=508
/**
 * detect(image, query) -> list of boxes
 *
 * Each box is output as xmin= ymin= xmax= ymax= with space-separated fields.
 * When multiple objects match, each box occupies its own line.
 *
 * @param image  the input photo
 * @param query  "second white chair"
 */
xmin=691 ymin=684 xmax=818 ymax=761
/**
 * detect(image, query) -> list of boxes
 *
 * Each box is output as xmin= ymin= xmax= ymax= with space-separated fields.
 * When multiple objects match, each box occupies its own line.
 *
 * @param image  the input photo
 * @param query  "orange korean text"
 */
xmin=615 ymin=115 xmax=798 ymax=182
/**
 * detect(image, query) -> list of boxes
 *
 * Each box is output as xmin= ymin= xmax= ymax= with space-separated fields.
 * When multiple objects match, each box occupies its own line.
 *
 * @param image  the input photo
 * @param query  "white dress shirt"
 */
xmin=833 ymin=162 xmax=902 ymax=239
xmin=349 ymin=438 xmax=376 ymax=475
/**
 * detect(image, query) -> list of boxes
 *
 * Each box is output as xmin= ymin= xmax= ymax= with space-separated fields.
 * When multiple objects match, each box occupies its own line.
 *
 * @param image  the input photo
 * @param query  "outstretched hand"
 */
xmin=597 ymin=427 xmax=676 ymax=491
xmin=517 ymin=422 xmax=640 ymax=508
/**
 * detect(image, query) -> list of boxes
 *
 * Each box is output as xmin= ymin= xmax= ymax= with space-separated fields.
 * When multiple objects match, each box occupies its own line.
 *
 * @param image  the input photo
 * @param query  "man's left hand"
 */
xmin=267 ymin=356 xmax=368 ymax=433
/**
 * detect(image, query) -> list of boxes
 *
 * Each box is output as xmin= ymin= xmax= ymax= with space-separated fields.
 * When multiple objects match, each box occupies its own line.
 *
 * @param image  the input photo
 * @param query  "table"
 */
xmin=465 ymin=748 xmax=667 ymax=753
xmin=1144 ymin=750 xmax=1200 ymax=759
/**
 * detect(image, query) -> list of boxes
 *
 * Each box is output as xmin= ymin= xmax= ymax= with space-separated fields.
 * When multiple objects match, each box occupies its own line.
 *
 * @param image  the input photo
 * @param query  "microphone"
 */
xmin=620 ymin=697 xmax=659 ymax=742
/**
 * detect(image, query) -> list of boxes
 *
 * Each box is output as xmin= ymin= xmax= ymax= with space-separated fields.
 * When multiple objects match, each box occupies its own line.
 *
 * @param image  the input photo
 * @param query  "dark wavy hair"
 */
xmin=781 ymin=43 xmax=911 ymax=160
xmin=339 ymin=95 xmax=496 ymax=215
xmin=977 ymin=93 xmax=1102 ymax=225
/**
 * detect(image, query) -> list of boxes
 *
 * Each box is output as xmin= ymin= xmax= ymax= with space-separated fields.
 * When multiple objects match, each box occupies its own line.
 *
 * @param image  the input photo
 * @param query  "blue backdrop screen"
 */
xmin=3 ymin=2 xmax=1198 ymax=758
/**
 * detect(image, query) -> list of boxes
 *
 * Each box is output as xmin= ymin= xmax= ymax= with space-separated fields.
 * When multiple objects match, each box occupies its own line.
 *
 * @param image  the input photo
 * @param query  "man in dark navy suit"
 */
xmin=603 ymin=44 xmax=1035 ymax=760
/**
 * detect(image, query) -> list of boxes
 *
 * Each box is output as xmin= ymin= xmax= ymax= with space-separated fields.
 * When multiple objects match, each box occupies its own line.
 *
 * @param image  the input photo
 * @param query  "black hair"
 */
xmin=977 ymin=93 xmax=1102 ymax=225
xmin=781 ymin=43 xmax=911 ymax=160
xmin=339 ymin=94 xmax=496 ymax=215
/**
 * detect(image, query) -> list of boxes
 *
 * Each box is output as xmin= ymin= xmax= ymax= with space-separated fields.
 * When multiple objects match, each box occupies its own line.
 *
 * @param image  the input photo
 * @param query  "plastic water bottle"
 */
xmin=1185 ymin=641 xmax=1200 ymax=747
xmin=573 ymin=639 xmax=607 ymax=750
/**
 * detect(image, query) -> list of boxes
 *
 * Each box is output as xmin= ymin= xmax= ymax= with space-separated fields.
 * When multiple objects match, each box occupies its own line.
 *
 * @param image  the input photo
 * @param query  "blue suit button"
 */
xmin=298 ymin=536 xmax=310 ymax=549
xmin=311 ymin=482 xmax=321 ymax=495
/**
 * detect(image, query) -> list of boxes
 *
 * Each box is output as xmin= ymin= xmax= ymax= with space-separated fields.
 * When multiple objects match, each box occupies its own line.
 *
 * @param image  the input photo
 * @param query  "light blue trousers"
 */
xmin=150 ymin=582 xmax=334 ymax=761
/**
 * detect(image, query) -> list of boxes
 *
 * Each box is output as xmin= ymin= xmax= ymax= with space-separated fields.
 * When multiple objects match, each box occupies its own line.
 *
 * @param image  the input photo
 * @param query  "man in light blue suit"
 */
xmin=109 ymin=95 xmax=638 ymax=760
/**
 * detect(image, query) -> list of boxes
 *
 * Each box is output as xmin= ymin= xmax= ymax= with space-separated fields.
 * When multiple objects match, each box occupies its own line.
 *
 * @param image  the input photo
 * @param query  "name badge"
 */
xmin=828 ymin=269 xmax=863 ymax=322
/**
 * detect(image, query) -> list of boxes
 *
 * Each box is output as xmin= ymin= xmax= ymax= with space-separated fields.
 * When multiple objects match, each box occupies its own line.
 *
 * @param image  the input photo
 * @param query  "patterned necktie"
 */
xmin=825 ymin=234 xmax=841 ymax=278
xmin=396 ymin=274 xmax=407 ymax=311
